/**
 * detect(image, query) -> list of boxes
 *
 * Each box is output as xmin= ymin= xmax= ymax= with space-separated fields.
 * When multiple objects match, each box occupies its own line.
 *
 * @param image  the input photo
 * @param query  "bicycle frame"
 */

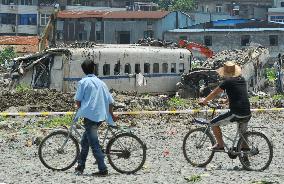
xmin=196 ymin=105 xmax=251 ymax=155
xmin=60 ymin=115 xmax=132 ymax=153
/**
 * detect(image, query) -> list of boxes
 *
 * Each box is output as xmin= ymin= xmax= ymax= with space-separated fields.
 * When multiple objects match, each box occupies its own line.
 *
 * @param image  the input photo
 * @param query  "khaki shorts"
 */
xmin=210 ymin=111 xmax=251 ymax=135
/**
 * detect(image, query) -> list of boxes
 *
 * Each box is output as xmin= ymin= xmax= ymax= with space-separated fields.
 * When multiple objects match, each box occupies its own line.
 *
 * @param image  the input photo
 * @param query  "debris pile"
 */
xmin=0 ymin=88 xmax=283 ymax=112
xmin=202 ymin=46 xmax=268 ymax=69
xmin=137 ymin=38 xmax=177 ymax=47
xmin=0 ymin=89 xmax=75 ymax=112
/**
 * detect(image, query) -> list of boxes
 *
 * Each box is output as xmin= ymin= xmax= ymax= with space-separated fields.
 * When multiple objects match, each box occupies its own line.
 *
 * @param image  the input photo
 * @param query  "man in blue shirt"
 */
xmin=74 ymin=59 xmax=117 ymax=176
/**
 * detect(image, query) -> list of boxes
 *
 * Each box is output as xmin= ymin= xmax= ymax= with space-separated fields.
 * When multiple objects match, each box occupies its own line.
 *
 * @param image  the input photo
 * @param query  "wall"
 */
xmin=164 ymin=30 xmax=284 ymax=57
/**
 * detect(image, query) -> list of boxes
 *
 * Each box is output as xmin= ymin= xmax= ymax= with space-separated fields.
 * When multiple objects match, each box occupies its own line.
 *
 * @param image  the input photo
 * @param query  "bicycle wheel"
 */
xmin=183 ymin=127 xmax=215 ymax=167
xmin=38 ymin=130 xmax=80 ymax=171
xmin=237 ymin=131 xmax=273 ymax=171
xmin=106 ymin=133 xmax=147 ymax=174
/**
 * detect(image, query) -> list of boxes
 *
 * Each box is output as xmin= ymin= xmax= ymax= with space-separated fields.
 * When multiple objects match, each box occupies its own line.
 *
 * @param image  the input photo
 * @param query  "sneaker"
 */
xmin=74 ymin=165 xmax=85 ymax=175
xmin=92 ymin=170 xmax=108 ymax=177
xmin=209 ymin=144 xmax=225 ymax=151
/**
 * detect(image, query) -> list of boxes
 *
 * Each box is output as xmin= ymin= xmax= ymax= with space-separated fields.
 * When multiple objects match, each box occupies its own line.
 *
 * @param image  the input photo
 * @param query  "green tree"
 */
xmin=170 ymin=0 xmax=195 ymax=12
xmin=0 ymin=47 xmax=17 ymax=64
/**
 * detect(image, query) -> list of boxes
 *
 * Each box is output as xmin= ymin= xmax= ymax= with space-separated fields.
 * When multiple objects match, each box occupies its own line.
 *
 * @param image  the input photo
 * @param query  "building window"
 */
xmin=0 ymin=13 xmax=16 ymax=24
xmin=171 ymin=63 xmax=176 ymax=73
xmin=78 ymin=32 xmax=87 ymax=41
xmin=20 ymin=0 xmax=32 ymax=5
xmin=179 ymin=63 xmax=185 ymax=73
xmin=135 ymin=64 xmax=140 ymax=74
xmin=40 ymin=14 xmax=50 ymax=26
xmin=216 ymin=4 xmax=222 ymax=13
xmin=114 ymin=63 xmax=120 ymax=75
xmin=56 ymin=31 xmax=63 ymax=40
xmin=144 ymin=63 xmax=150 ymax=74
xmin=270 ymin=15 xmax=284 ymax=23
xmin=144 ymin=30 xmax=154 ymax=38
xmin=18 ymin=14 xmax=37 ymax=25
xmin=204 ymin=36 xmax=212 ymax=46
xmin=241 ymin=35 xmax=250 ymax=46
xmin=103 ymin=64 xmax=110 ymax=76
xmin=94 ymin=63 xmax=99 ymax=76
xmin=153 ymin=63 xmax=159 ymax=73
xmin=269 ymin=35 xmax=278 ymax=46
xmin=96 ymin=31 xmax=102 ymax=41
xmin=201 ymin=6 xmax=204 ymax=12
xmin=125 ymin=63 xmax=131 ymax=74
xmin=281 ymin=2 xmax=284 ymax=7
xmin=162 ymin=63 xmax=168 ymax=73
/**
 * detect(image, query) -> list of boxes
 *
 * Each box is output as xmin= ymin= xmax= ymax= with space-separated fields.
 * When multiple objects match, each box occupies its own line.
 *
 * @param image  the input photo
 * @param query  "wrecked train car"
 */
xmin=177 ymin=46 xmax=270 ymax=98
xmin=11 ymin=44 xmax=193 ymax=93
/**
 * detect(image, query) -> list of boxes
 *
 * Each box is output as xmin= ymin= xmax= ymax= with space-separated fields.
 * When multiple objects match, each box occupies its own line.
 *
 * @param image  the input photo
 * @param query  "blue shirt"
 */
xmin=74 ymin=74 xmax=115 ymax=125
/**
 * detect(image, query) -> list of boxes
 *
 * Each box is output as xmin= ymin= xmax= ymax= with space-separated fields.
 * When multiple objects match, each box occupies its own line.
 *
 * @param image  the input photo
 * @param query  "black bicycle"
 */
xmin=182 ymin=103 xmax=273 ymax=171
xmin=38 ymin=117 xmax=147 ymax=174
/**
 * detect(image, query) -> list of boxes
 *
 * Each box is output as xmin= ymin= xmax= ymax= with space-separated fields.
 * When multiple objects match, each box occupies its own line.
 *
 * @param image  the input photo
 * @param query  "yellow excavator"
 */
xmin=38 ymin=9 xmax=59 ymax=51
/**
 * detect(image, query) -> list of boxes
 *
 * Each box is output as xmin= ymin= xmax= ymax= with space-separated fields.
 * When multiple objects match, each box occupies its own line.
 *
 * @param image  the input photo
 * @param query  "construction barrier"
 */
xmin=0 ymin=108 xmax=283 ymax=116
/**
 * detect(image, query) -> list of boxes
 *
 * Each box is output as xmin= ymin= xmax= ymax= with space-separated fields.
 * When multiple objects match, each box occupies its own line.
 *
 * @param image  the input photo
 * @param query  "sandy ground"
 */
xmin=0 ymin=112 xmax=283 ymax=184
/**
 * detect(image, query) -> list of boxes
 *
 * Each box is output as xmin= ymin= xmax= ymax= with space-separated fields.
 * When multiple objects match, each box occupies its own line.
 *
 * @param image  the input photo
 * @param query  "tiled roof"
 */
xmin=103 ymin=11 xmax=170 ymax=19
xmin=0 ymin=36 xmax=39 ymax=45
xmin=57 ymin=10 xmax=170 ymax=19
xmin=58 ymin=10 xmax=110 ymax=19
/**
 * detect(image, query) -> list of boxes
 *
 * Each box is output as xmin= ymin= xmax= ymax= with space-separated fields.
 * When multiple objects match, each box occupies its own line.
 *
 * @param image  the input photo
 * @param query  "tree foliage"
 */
xmin=170 ymin=0 xmax=195 ymax=12
xmin=0 ymin=47 xmax=17 ymax=64
xmin=154 ymin=0 xmax=195 ymax=11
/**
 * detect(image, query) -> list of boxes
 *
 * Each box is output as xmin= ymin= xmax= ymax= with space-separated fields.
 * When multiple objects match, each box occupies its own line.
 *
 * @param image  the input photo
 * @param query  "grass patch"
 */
xmin=36 ymin=115 xmax=73 ymax=128
xmin=15 ymin=83 xmax=32 ymax=93
xmin=272 ymin=94 xmax=284 ymax=101
xmin=167 ymin=96 xmax=186 ymax=107
xmin=184 ymin=174 xmax=202 ymax=183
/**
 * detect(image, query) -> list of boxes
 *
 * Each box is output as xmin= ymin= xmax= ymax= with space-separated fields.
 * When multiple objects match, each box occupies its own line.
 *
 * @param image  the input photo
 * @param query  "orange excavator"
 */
xmin=179 ymin=40 xmax=214 ymax=58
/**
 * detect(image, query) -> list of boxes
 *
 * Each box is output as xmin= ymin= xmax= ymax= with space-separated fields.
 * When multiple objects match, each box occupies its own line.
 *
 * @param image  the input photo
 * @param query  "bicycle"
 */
xmin=182 ymin=103 xmax=273 ymax=171
xmin=38 ymin=115 xmax=147 ymax=174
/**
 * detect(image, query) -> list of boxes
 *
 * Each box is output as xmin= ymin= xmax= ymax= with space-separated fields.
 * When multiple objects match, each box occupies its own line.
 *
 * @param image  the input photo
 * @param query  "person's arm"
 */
xmin=200 ymin=86 xmax=224 ymax=105
xmin=109 ymin=103 xmax=118 ymax=122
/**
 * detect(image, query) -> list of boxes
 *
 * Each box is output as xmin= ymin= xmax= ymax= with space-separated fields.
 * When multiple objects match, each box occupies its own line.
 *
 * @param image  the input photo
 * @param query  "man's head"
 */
xmin=216 ymin=61 xmax=242 ymax=78
xmin=81 ymin=59 xmax=95 ymax=75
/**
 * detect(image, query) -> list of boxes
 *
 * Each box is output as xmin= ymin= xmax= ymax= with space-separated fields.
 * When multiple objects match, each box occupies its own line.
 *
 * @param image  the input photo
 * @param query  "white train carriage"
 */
xmin=49 ymin=44 xmax=193 ymax=93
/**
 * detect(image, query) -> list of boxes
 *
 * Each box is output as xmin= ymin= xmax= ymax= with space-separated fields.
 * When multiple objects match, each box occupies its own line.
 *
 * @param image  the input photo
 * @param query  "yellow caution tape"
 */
xmin=0 ymin=108 xmax=283 ymax=116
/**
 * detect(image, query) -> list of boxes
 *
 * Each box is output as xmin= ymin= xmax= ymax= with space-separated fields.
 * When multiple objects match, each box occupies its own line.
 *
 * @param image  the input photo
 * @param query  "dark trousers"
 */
xmin=77 ymin=118 xmax=107 ymax=172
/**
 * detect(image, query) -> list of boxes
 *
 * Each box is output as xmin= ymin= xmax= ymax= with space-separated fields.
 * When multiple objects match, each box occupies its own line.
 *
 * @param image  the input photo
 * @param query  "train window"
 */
xmin=171 ymin=63 xmax=176 ymax=73
xmin=125 ymin=63 xmax=131 ymax=74
xmin=179 ymin=63 xmax=185 ymax=73
xmin=94 ymin=63 xmax=99 ymax=76
xmin=162 ymin=63 xmax=168 ymax=73
xmin=144 ymin=63 xmax=150 ymax=74
xmin=135 ymin=64 xmax=141 ymax=74
xmin=153 ymin=63 xmax=159 ymax=73
xmin=114 ymin=63 xmax=120 ymax=75
xmin=103 ymin=64 xmax=110 ymax=75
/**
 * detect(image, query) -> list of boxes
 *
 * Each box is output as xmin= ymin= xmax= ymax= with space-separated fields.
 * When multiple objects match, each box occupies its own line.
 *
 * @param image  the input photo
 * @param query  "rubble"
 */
xmin=202 ymin=46 xmax=268 ymax=69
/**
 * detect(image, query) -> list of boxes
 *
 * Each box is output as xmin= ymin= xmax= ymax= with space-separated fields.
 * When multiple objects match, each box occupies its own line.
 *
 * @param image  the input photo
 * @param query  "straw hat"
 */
xmin=216 ymin=61 xmax=242 ymax=77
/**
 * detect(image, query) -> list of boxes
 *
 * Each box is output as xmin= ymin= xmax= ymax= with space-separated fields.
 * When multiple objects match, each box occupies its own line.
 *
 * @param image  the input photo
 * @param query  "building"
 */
xmin=268 ymin=0 xmax=284 ymax=23
xmin=56 ymin=10 xmax=192 ymax=44
xmin=194 ymin=0 xmax=273 ymax=23
xmin=0 ymin=0 xmax=156 ymax=37
xmin=164 ymin=19 xmax=284 ymax=58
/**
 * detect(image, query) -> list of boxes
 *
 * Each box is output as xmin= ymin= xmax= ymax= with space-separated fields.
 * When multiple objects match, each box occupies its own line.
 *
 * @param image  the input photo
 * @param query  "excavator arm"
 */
xmin=38 ymin=10 xmax=59 ymax=52
xmin=179 ymin=40 xmax=214 ymax=58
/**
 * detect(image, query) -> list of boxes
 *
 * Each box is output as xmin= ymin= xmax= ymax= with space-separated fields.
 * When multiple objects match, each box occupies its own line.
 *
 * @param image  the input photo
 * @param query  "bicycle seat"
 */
xmin=193 ymin=118 xmax=209 ymax=125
